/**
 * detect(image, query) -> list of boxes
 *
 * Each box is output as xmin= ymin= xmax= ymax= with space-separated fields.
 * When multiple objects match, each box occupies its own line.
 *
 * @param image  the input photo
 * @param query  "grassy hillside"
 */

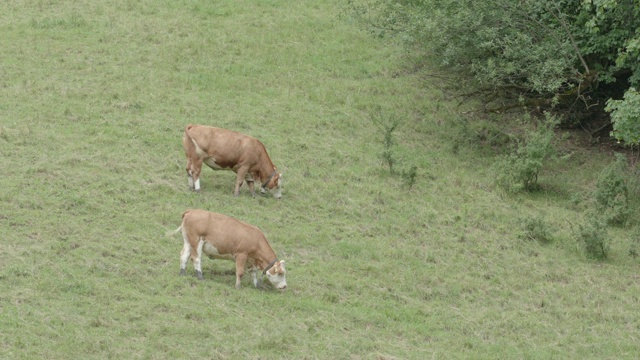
xmin=1 ymin=0 xmax=639 ymax=358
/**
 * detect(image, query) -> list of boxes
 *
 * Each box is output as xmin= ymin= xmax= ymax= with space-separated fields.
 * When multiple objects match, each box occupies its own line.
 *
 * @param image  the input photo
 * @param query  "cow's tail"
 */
xmin=183 ymin=124 xmax=196 ymax=144
xmin=166 ymin=210 xmax=192 ymax=238
xmin=166 ymin=225 xmax=182 ymax=238
xmin=183 ymin=124 xmax=196 ymax=153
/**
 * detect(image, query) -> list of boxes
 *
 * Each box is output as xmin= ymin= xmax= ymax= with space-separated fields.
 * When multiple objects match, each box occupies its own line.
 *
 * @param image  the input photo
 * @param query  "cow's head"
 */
xmin=265 ymin=260 xmax=287 ymax=290
xmin=262 ymin=172 xmax=283 ymax=199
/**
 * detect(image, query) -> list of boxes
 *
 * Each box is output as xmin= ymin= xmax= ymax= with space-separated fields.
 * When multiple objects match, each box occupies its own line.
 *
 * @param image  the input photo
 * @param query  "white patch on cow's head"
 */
xmin=268 ymin=173 xmax=283 ymax=199
xmin=265 ymin=260 xmax=287 ymax=290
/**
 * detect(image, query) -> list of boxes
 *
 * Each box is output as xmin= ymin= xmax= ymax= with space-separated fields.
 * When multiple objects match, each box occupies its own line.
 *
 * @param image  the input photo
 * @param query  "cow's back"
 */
xmin=182 ymin=209 xmax=264 ymax=255
xmin=186 ymin=125 xmax=261 ymax=165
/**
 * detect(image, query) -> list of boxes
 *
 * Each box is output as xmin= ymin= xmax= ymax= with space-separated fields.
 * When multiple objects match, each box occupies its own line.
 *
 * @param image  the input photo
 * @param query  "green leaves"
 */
xmin=351 ymin=0 xmax=640 ymax=131
xmin=606 ymin=87 xmax=640 ymax=145
xmin=594 ymin=153 xmax=630 ymax=225
xmin=493 ymin=114 xmax=559 ymax=193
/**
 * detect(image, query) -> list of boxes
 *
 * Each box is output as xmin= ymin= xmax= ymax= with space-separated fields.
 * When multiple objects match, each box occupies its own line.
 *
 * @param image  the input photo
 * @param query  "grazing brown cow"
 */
xmin=173 ymin=209 xmax=287 ymax=290
xmin=182 ymin=124 xmax=283 ymax=198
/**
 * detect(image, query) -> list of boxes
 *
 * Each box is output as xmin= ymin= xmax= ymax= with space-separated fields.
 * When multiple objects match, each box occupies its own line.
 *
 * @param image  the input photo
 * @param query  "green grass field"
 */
xmin=2 ymin=1 xmax=640 ymax=358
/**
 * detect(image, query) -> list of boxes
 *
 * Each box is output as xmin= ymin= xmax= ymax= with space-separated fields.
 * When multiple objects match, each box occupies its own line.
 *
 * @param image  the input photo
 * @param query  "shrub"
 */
xmin=401 ymin=165 xmax=418 ymax=189
xmin=370 ymin=109 xmax=420 ymax=189
xmin=594 ymin=153 xmax=630 ymax=226
xmin=371 ymin=111 xmax=400 ymax=175
xmin=350 ymin=0 xmax=640 ymax=130
xmin=577 ymin=213 xmax=609 ymax=260
xmin=493 ymin=114 xmax=558 ymax=193
xmin=521 ymin=215 xmax=553 ymax=243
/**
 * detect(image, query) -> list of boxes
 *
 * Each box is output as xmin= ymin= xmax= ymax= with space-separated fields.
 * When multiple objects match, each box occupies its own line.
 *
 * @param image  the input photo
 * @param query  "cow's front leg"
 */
xmin=234 ymin=254 xmax=248 ymax=289
xmin=185 ymin=158 xmax=194 ymax=190
xmin=251 ymin=269 xmax=261 ymax=288
xmin=187 ymin=175 xmax=194 ymax=190
xmin=234 ymin=168 xmax=249 ymax=197
xmin=246 ymin=180 xmax=256 ymax=197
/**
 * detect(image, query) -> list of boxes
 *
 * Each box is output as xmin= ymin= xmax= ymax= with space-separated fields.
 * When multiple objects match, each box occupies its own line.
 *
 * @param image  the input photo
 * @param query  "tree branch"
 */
xmin=545 ymin=3 xmax=590 ymax=75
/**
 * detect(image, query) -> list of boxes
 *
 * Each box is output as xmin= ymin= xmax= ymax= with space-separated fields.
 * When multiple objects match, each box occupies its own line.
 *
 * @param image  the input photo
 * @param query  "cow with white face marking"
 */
xmin=172 ymin=209 xmax=287 ymax=290
xmin=182 ymin=124 xmax=283 ymax=198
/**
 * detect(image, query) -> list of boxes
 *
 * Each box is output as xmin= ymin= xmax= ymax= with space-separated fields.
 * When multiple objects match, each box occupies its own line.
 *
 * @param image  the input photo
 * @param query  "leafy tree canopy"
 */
xmin=350 ymin=0 xmax=640 ymax=142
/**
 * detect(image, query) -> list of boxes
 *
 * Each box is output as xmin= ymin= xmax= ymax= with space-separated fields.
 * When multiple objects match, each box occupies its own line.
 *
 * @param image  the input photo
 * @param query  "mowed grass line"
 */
xmin=1 ymin=0 xmax=640 ymax=359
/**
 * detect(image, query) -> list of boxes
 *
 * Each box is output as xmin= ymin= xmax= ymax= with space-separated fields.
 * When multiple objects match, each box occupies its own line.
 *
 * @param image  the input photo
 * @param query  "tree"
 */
xmin=606 ymin=87 xmax=640 ymax=145
xmin=350 ymin=0 xmax=640 ymax=136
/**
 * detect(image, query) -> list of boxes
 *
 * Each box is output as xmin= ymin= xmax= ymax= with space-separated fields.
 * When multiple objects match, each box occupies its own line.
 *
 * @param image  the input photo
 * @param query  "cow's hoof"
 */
xmin=180 ymin=269 xmax=186 ymax=276
xmin=196 ymin=271 xmax=204 ymax=280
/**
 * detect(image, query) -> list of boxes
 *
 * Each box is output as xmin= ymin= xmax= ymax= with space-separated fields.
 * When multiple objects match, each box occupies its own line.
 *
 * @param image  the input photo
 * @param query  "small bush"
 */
xmin=594 ymin=153 xmax=630 ymax=226
xmin=401 ymin=165 xmax=418 ymax=189
xmin=380 ymin=148 xmax=397 ymax=175
xmin=493 ymin=114 xmax=559 ymax=193
xmin=371 ymin=109 xmax=420 ymax=190
xmin=371 ymin=111 xmax=400 ymax=175
xmin=577 ymin=213 xmax=609 ymax=260
xmin=521 ymin=215 xmax=553 ymax=243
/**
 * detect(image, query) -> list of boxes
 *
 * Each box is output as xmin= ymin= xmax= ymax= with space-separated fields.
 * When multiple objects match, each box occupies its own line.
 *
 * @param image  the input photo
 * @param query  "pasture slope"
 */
xmin=1 ymin=0 xmax=639 ymax=359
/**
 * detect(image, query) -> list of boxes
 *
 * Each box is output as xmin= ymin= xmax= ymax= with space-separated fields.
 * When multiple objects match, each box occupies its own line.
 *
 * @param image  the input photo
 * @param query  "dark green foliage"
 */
xmin=401 ymin=165 xmax=418 ymax=189
xmin=574 ymin=0 xmax=640 ymax=87
xmin=351 ymin=0 xmax=575 ymax=103
xmin=381 ymin=148 xmax=396 ymax=174
xmin=493 ymin=114 xmax=558 ymax=193
xmin=577 ymin=212 xmax=610 ymax=260
xmin=372 ymin=112 xmax=400 ymax=174
xmin=594 ymin=153 xmax=630 ymax=225
xmin=606 ymin=88 xmax=640 ymax=145
xmin=350 ymin=0 xmax=640 ymax=132
xmin=371 ymin=110 xmax=420 ymax=189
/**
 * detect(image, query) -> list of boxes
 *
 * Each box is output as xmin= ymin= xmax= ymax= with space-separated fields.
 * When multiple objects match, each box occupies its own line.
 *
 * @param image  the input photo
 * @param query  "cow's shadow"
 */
xmin=207 ymin=269 xmax=236 ymax=276
xmin=201 ymin=269 xmax=274 ymax=291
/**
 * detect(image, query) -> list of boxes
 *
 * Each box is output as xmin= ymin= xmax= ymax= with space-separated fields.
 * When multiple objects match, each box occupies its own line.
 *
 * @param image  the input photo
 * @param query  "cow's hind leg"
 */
xmin=246 ymin=180 xmax=256 ymax=197
xmin=179 ymin=239 xmax=191 ymax=276
xmin=194 ymin=238 xmax=205 ymax=280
